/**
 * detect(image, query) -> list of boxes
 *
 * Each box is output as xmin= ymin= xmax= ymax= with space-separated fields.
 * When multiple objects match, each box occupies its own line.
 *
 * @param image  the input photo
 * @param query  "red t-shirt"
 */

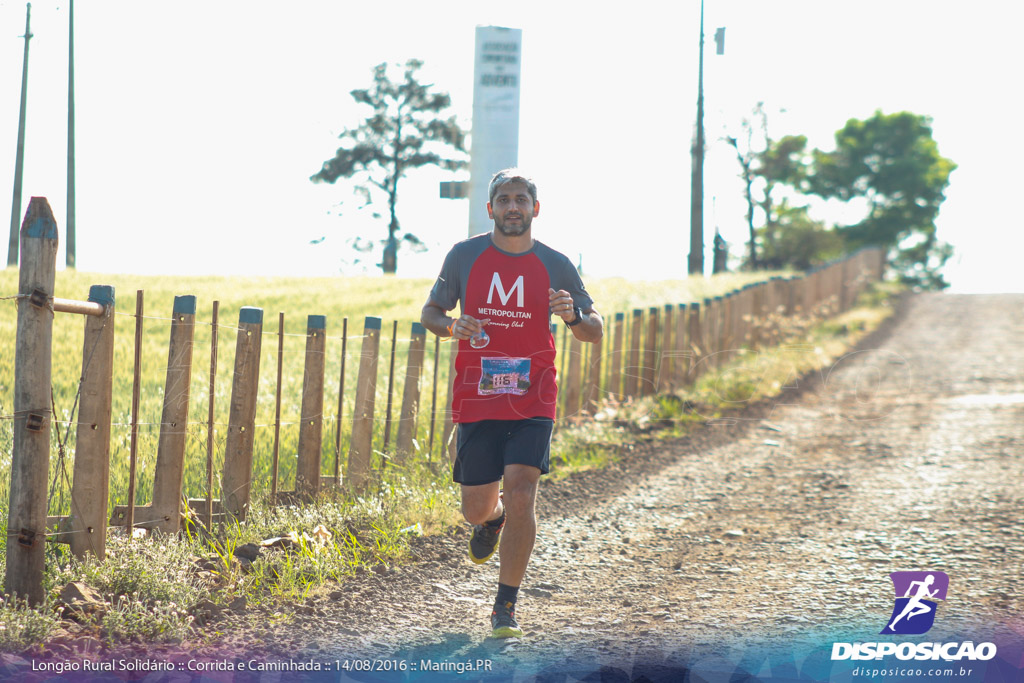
xmin=429 ymin=234 xmax=593 ymax=423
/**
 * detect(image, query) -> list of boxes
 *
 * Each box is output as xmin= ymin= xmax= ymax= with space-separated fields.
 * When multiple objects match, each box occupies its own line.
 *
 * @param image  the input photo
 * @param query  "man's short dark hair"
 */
xmin=488 ymin=168 xmax=538 ymax=204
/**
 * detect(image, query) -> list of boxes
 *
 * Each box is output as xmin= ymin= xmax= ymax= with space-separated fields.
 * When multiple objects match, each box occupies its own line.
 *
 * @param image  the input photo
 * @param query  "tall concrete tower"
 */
xmin=467 ymin=26 xmax=522 ymax=236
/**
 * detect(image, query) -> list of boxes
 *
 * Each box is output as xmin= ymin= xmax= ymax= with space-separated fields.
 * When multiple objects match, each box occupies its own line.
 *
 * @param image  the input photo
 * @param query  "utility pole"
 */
xmin=67 ymin=0 xmax=77 ymax=268
xmin=688 ymin=0 xmax=706 ymax=276
xmin=7 ymin=3 xmax=33 ymax=267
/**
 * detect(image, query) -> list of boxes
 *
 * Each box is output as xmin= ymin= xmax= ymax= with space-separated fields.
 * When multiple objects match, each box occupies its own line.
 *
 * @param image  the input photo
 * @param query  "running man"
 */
xmin=888 ymin=574 xmax=939 ymax=631
xmin=421 ymin=169 xmax=603 ymax=638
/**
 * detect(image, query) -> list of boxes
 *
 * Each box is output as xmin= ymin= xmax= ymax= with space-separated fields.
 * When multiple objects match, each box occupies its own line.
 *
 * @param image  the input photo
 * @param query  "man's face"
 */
xmin=488 ymin=182 xmax=539 ymax=236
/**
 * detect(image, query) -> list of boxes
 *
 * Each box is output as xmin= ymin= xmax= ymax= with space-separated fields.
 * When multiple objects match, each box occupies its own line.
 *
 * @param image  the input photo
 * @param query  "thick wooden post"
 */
xmin=562 ymin=334 xmax=583 ymax=420
xmin=624 ymin=309 xmax=643 ymax=399
xmin=68 ymin=285 xmax=115 ymax=560
xmin=347 ymin=316 xmax=381 ymax=492
xmin=396 ymin=323 xmax=427 ymax=462
xmin=221 ymin=307 xmax=263 ymax=520
xmin=6 ymin=197 xmax=58 ymax=605
xmin=150 ymin=295 xmax=196 ymax=534
xmin=608 ymin=312 xmax=625 ymax=401
xmin=296 ymin=315 xmax=327 ymax=498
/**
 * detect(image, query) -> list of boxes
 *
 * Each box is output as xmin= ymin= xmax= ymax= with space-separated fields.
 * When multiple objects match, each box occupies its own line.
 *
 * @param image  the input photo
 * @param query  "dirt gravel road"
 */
xmin=199 ymin=293 xmax=1024 ymax=680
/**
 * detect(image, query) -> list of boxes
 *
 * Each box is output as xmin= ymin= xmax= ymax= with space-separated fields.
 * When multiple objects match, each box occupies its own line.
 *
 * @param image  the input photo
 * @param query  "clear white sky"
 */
xmin=1 ymin=0 xmax=1021 ymax=292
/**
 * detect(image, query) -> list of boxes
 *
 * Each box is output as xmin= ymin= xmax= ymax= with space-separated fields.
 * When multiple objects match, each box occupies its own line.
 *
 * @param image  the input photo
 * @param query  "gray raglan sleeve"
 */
xmin=550 ymin=253 xmax=595 ymax=310
xmin=428 ymin=246 xmax=461 ymax=312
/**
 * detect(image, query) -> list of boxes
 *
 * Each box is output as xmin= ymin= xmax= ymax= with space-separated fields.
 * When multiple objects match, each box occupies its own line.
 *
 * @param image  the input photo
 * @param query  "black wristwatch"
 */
xmin=565 ymin=304 xmax=583 ymax=327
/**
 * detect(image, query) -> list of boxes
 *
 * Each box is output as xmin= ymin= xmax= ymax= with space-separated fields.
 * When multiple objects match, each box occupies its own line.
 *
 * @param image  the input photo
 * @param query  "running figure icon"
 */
xmin=887 ymin=574 xmax=938 ymax=631
xmin=882 ymin=571 xmax=949 ymax=635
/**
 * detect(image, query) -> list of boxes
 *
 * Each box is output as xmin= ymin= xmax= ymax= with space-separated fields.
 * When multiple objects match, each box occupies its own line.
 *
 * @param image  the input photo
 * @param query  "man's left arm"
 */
xmin=548 ymin=288 xmax=603 ymax=343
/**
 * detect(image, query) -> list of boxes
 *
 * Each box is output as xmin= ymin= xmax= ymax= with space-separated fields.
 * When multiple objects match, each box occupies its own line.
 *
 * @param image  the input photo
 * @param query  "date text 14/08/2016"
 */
xmin=340 ymin=659 xmax=494 ymax=674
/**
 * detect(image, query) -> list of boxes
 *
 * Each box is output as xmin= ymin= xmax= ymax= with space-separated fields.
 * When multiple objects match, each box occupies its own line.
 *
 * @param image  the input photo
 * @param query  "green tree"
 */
xmin=807 ymin=110 xmax=956 ymax=289
xmin=726 ymin=103 xmax=808 ymax=269
xmin=759 ymin=203 xmax=845 ymax=272
xmin=311 ymin=59 xmax=467 ymax=274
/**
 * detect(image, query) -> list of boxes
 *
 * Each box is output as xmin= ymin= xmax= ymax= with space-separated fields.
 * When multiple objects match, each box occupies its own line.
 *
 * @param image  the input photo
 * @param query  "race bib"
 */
xmin=479 ymin=357 xmax=531 ymax=396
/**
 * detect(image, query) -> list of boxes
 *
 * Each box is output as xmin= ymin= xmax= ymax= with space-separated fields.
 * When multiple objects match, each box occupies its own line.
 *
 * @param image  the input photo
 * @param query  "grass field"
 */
xmin=0 ymin=267 xmax=785 ymax=521
xmin=0 ymin=263 xmax=901 ymax=650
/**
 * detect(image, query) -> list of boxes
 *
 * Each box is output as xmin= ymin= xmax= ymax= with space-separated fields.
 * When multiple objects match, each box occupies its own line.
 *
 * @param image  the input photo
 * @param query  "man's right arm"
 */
xmin=421 ymin=299 xmax=455 ymax=338
xmin=421 ymin=298 xmax=486 ymax=341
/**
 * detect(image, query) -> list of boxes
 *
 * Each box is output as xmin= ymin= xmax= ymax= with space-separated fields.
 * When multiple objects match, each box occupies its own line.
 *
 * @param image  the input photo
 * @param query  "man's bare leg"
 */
xmin=497 ymin=464 xmax=540 ymax=587
xmin=461 ymin=481 xmax=503 ymax=527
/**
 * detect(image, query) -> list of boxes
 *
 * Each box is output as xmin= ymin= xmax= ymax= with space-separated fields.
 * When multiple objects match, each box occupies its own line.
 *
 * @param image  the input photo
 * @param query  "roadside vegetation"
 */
xmin=0 ymin=268 xmax=901 ymax=652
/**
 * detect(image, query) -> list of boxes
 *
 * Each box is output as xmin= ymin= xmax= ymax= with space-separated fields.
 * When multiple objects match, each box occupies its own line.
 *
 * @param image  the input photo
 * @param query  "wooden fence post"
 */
xmin=205 ymin=301 xmax=219 ymax=529
xmin=706 ymin=298 xmax=720 ymax=371
xmin=804 ymin=269 xmax=818 ymax=317
xmin=584 ymin=331 xmax=603 ymax=414
xmin=333 ymin=316 xmax=348 ymax=486
xmin=673 ymin=303 xmax=688 ymax=388
xmin=150 ymin=295 xmax=196 ymax=534
xmin=563 ymin=334 xmax=583 ymax=420
xmin=396 ymin=322 xmax=426 ymax=463
xmin=68 ymin=285 xmax=115 ymax=560
xmin=658 ymin=304 xmax=674 ymax=393
xmin=270 ymin=312 xmax=284 ymax=503
xmin=381 ymin=320 xmax=399 ymax=460
xmin=624 ymin=308 xmax=643 ymax=399
xmin=750 ymin=283 xmax=764 ymax=350
xmin=641 ymin=307 xmax=658 ymax=396
xmin=686 ymin=302 xmax=703 ymax=385
xmin=221 ymin=307 xmax=264 ymax=520
xmin=124 ymin=291 xmax=144 ymax=534
xmin=721 ymin=291 xmax=735 ymax=364
xmin=786 ymin=275 xmax=801 ymax=317
xmin=443 ymin=342 xmax=458 ymax=463
xmin=839 ymin=257 xmax=850 ymax=312
xmin=5 ymin=197 xmax=58 ymax=605
xmin=347 ymin=316 xmax=381 ymax=492
xmin=426 ymin=336 xmax=440 ymax=459
xmin=736 ymin=286 xmax=751 ymax=351
xmin=609 ymin=312 xmax=625 ymax=401
xmin=296 ymin=315 xmax=327 ymax=498
xmin=770 ymin=276 xmax=785 ymax=344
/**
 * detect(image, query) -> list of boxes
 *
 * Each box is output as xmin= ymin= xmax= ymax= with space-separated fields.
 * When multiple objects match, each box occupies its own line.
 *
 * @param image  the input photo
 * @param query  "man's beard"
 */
xmin=495 ymin=213 xmax=531 ymax=235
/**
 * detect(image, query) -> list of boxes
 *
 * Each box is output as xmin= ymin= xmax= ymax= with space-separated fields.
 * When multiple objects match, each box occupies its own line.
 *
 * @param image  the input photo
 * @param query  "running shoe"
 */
xmin=490 ymin=601 xmax=524 ymax=639
xmin=468 ymin=511 xmax=505 ymax=564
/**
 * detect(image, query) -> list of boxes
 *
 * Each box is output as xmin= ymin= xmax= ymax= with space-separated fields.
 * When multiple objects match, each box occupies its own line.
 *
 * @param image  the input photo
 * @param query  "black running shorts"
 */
xmin=453 ymin=417 xmax=554 ymax=486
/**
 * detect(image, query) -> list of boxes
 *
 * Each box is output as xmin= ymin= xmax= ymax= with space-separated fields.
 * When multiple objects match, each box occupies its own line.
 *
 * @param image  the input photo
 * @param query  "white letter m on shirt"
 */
xmin=487 ymin=272 xmax=525 ymax=307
